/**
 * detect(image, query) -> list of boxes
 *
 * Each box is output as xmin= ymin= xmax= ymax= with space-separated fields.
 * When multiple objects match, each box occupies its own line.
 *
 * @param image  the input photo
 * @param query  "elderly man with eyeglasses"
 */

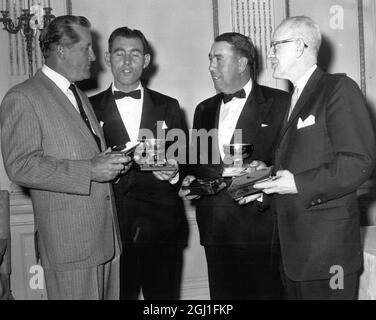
xmin=246 ymin=16 xmax=376 ymax=300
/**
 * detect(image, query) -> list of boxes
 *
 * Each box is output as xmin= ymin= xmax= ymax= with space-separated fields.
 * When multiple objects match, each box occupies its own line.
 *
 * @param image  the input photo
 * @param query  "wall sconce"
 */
xmin=0 ymin=0 xmax=55 ymax=78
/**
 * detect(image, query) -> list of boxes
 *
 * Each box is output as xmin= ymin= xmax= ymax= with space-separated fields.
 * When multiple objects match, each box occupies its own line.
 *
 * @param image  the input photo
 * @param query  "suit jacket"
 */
xmin=274 ymin=67 xmax=376 ymax=281
xmin=0 ymin=70 xmax=121 ymax=272
xmin=191 ymin=82 xmax=289 ymax=247
xmin=0 ymin=190 xmax=10 ymax=274
xmin=90 ymin=86 xmax=187 ymax=245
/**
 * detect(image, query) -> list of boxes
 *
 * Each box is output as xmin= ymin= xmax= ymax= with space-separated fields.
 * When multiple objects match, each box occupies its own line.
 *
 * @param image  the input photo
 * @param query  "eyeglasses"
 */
xmin=270 ymin=38 xmax=308 ymax=54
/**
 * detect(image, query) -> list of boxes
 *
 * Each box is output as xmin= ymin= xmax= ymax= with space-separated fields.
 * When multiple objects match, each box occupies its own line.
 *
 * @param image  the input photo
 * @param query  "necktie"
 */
xmin=114 ymin=89 xmax=141 ymax=100
xmin=69 ymin=84 xmax=102 ymax=151
xmin=222 ymin=88 xmax=246 ymax=104
xmin=287 ymin=86 xmax=299 ymax=120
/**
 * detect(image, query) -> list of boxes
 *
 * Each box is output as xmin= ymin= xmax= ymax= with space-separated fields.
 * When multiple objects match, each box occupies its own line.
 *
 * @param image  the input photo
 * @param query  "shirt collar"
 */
xmin=111 ymin=82 xmax=143 ymax=94
xmin=41 ymin=64 xmax=72 ymax=93
xmin=295 ymin=64 xmax=317 ymax=94
xmin=243 ymin=78 xmax=253 ymax=99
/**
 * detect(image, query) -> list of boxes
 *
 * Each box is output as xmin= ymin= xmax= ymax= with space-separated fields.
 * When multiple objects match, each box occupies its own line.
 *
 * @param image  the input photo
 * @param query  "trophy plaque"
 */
xmin=227 ymin=166 xmax=274 ymax=200
xmin=222 ymin=143 xmax=254 ymax=177
xmin=182 ymin=177 xmax=227 ymax=197
xmin=138 ymin=139 xmax=176 ymax=171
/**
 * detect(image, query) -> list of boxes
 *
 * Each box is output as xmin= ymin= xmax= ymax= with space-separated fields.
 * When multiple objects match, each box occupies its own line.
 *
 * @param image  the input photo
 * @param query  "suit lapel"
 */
xmin=37 ymin=71 xmax=100 ymax=152
xmin=80 ymin=92 xmax=105 ymax=150
xmin=210 ymin=96 xmax=222 ymax=163
xmin=101 ymin=86 xmax=131 ymax=145
xmin=277 ymin=67 xmax=324 ymax=145
xmin=233 ymin=83 xmax=273 ymax=144
xmin=139 ymin=88 xmax=159 ymax=136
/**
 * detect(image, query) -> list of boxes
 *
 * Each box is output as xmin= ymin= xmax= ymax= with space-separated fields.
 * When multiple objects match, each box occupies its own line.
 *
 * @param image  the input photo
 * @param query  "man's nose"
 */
xmin=267 ymin=47 xmax=275 ymax=59
xmin=89 ymin=48 xmax=96 ymax=61
xmin=123 ymin=54 xmax=132 ymax=65
xmin=209 ymin=59 xmax=216 ymax=72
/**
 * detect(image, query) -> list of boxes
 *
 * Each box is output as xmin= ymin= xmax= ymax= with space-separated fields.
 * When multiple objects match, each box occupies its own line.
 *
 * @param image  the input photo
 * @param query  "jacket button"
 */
xmin=106 ymin=195 xmax=110 ymax=200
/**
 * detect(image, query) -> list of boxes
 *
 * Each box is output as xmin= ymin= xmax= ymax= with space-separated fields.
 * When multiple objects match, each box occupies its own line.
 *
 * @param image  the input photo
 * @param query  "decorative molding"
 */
xmin=4 ymin=0 xmax=72 ymax=78
xmin=357 ymin=0 xmax=366 ymax=96
xmin=181 ymin=276 xmax=210 ymax=300
xmin=211 ymin=0 xmax=287 ymax=89
xmin=66 ymin=0 xmax=72 ymax=14
xmin=212 ymin=0 xmax=219 ymax=38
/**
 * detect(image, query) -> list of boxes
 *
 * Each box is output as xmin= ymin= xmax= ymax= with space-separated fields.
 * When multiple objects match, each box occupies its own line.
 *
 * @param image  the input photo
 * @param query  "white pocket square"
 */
xmin=99 ymin=121 xmax=105 ymax=128
xmin=161 ymin=121 xmax=168 ymax=130
xmin=297 ymin=115 xmax=315 ymax=129
xmin=261 ymin=124 xmax=269 ymax=128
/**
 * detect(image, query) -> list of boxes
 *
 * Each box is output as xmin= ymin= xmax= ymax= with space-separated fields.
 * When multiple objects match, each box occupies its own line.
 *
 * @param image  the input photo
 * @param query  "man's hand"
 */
xmin=254 ymin=170 xmax=298 ymax=195
xmin=0 ymin=239 xmax=7 ymax=265
xmin=90 ymin=148 xmax=132 ymax=182
xmin=237 ymin=193 xmax=263 ymax=205
xmin=236 ymin=160 xmax=267 ymax=205
xmin=248 ymin=160 xmax=267 ymax=170
xmin=153 ymin=159 xmax=179 ymax=182
xmin=178 ymin=175 xmax=200 ymax=200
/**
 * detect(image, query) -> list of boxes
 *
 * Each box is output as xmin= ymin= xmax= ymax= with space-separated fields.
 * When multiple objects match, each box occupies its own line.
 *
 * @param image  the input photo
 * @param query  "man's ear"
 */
xmin=238 ymin=57 xmax=248 ymax=73
xmin=56 ymin=44 xmax=65 ymax=60
xmin=143 ymin=53 xmax=151 ymax=69
xmin=104 ymin=51 xmax=111 ymax=67
xmin=296 ymin=40 xmax=305 ymax=58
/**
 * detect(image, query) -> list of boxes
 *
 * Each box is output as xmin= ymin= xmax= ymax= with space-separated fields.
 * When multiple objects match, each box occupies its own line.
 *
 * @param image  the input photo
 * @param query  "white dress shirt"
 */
xmin=294 ymin=64 xmax=317 ymax=102
xmin=112 ymin=82 xmax=143 ymax=143
xmin=42 ymin=65 xmax=80 ymax=113
xmin=218 ymin=79 xmax=253 ymax=160
xmin=42 ymin=64 xmax=99 ymax=137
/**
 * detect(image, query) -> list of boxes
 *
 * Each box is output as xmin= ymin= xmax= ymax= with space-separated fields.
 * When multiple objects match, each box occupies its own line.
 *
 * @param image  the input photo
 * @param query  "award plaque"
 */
xmin=182 ymin=177 xmax=227 ymax=197
xmin=222 ymin=143 xmax=254 ymax=177
xmin=109 ymin=141 xmax=140 ymax=156
xmin=138 ymin=139 xmax=176 ymax=171
xmin=227 ymin=167 xmax=274 ymax=200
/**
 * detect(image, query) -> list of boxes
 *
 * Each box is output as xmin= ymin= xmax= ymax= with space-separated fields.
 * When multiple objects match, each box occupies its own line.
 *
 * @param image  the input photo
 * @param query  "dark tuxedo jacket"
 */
xmin=191 ymin=82 xmax=289 ymax=247
xmin=90 ymin=86 xmax=187 ymax=245
xmin=274 ymin=67 xmax=376 ymax=281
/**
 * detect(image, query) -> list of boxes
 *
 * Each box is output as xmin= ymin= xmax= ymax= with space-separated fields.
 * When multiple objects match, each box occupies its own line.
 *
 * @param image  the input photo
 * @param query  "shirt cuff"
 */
xmin=169 ymin=172 xmax=180 ymax=185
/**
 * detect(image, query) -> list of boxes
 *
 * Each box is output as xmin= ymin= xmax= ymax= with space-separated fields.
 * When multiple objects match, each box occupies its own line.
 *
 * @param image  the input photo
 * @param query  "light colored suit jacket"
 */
xmin=0 ymin=70 xmax=121 ymax=272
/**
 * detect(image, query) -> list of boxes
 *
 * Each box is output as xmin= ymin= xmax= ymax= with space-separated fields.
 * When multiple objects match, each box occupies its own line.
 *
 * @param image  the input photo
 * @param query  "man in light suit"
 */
xmin=0 ymin=15 xmax=131 ymax=300
xmin=253 ymin=16 xmax=376 ymax=299
xmin=90 ymin=27 xmax=187 ymax=300
xmin=180 ymin=32 xmax=289 ymax=299
xmin=0 ymin=190 xmax=13 ymax=300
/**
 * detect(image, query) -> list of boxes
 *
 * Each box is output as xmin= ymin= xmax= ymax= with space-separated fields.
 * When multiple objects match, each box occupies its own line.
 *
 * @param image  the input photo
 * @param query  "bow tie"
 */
xmin=222 ymin=89 xmax=246 ymax=104
xmin=113 ymin=89 xmax=141 ymax=100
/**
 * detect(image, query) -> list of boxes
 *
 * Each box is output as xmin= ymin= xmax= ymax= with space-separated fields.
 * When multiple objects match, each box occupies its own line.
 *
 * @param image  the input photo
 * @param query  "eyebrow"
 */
xmin=112 ymin=48 xmax=143 ymax=54
xmin=209 ymin=53 xmax=223 ymax=58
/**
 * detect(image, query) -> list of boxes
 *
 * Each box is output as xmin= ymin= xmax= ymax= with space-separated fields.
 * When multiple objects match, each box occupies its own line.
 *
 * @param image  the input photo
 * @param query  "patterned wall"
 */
xmin=2 ymin=0 xmax=72 ymax=78
xmin=213 ymin=0 xmax=287 ymax=89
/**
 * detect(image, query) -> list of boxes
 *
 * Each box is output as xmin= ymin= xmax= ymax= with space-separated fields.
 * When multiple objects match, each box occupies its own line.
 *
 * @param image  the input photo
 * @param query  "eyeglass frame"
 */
xmin=270 ymin=38 xmax=308 ymax=54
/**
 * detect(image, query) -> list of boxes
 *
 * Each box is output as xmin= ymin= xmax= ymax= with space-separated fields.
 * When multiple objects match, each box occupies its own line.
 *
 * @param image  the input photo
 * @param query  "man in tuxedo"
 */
xmin=180 ymin=32 xmax=289 ymax=299
xmin=252 ymin=16 xmax=376 ymax=299
xmin=90 ymin=27 xmax=187 ymax=300
xmin=0 ymin=15 xmax=130 ymax=299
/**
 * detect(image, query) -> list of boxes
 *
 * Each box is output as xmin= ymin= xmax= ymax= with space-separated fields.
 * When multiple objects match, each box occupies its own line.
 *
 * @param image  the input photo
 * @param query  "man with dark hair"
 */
xmin=252 ymin=16 xmax=376 ymax=300
xmin=180 ymin=32 xmax=289 ymax=299
xmin=0 ymin=15 xmax=131 ymax=299
xmin=90 ymin=26 xmax=187 ymax=300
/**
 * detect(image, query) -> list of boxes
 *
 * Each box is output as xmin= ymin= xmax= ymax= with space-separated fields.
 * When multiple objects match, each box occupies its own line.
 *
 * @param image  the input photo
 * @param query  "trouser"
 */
xmin=204 ymin=245 xmax=283 ymax=300
xmin=44 ymin=256 xmax=120 ymax=300
xmin=120 ymin=242 xmax=183 ymax=300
